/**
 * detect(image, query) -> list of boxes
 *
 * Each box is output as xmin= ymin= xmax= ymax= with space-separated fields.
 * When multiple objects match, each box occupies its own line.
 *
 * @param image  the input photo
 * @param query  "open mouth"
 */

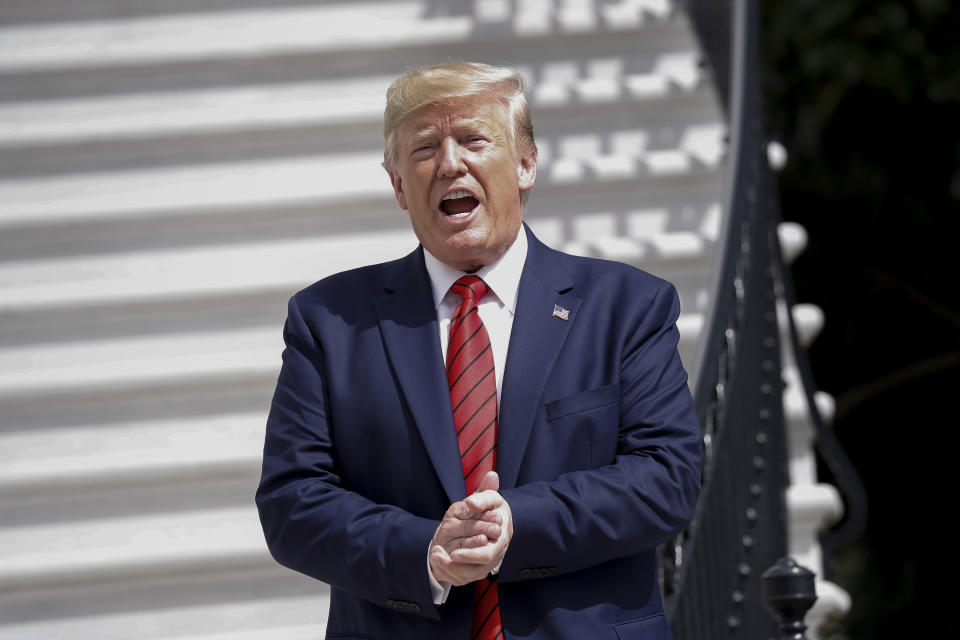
xmin=440 ymin=190 xmax=479 ymax=218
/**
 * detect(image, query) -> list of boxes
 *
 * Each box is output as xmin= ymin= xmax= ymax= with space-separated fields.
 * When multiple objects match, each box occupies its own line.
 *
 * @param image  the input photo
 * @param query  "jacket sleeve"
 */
xmin=498 ymin=281 xmax=702 ymax=581
xmin=255 ymin=295 xmax=441 ymax=619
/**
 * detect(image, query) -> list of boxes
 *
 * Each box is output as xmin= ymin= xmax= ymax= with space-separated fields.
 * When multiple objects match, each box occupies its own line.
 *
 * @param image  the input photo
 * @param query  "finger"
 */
xmin=445 ymin=500 xmax=481 ymax=521
xmin=456 ymin=522 xmax=500 ymax=544
xmin=430 ymin=544 xmax=451 ymax=564
xmin=429 ymin=546 xmax=455 ymax=582
xmin=479 ymin=520 xmax=502 ymax=540
xmin=434 ymin=518 xmax=501 ymax=550
xmin=464 ymin=489 xmax=505 ymax=513
xmin=436 ymin=505 xmax=484 ymax=536
xmin=473 ymin=470 xmax=499 ymax=494
xmin=441 ymin=523 xmax=501 ymax=549
xmin=445 ymin=514 xmax=497 ymax=540
xmin=431 ymin=546 xmax=482 ymax=585
xmin=449 ymin=534 xmax=504 ymax=565
xmin=431 ymin=561 xmax=465 ymax=586
xmin=449 ymin=544 xmax=499 ymax=566
xmin=450 ymin=524 xmax=510 ymax=566
xmin=477 ymin=519 xmax=503 ymax=539
xmin=431 ymin=546 xmax=488 ymax=585
xmin=454 ymin=533 xmax=487 ymax=550
xmin=479 ymin=509 xmax=503 ymax=525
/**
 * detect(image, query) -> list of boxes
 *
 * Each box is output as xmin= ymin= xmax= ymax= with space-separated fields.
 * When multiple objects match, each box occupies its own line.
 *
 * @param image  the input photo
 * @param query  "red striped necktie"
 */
xmin=446 ymin=275 xmax=503 ymax=640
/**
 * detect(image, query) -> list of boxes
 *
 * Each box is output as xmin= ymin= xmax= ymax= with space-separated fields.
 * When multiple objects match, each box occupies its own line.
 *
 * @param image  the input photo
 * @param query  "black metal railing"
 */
xmin=662 ymin=0 xmax=868 ymax=635
xmin=662 ymin=2 xmax=788 ymax=636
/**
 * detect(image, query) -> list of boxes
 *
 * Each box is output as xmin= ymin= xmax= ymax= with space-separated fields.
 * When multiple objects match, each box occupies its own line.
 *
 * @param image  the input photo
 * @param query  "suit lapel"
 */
xmin=372 ymin=248 xmax=466 ymax=504
xmin=498 ymin=227 xmax=582 ymax=489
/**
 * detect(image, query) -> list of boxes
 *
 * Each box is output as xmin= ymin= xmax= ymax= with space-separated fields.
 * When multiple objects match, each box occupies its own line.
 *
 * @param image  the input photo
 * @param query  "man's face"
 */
xmin=388 ymin=97 xmax=537 ymax=272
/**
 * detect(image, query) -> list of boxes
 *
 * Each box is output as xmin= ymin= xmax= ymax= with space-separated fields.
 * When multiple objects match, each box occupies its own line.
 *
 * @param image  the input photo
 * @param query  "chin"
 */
xmin=436 ymin=243 xmax=487 ymax=272
xmin=444 ymin=228 xmax=487 ymax=251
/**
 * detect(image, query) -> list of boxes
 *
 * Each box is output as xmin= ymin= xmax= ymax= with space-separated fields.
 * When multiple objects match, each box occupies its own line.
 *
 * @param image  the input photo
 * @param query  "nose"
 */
xmin=437 ymin=138 xmax=465 ymax=178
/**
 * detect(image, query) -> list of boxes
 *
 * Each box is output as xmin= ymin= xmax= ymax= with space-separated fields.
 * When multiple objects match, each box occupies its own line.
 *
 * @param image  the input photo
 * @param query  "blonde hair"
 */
xmin=382 ymin=61 xmax=537 ymax=170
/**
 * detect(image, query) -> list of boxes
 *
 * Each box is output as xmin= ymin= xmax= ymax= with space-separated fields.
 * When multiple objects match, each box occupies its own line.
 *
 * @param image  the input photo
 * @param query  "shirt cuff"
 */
xmin=427 ymin=549 xmax=452 ymax=605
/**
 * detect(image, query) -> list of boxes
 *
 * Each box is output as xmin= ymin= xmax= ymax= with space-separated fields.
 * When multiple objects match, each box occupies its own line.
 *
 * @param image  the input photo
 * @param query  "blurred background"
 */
xmin=763 ymin=1 xmax=959 ymax=638
xmin=0 ymin=0 xmax=955 ymax=638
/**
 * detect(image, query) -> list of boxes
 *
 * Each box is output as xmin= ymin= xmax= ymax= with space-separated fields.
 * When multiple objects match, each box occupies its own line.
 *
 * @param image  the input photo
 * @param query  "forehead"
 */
xmin=401 ymin=97 xmax=510 ymax=137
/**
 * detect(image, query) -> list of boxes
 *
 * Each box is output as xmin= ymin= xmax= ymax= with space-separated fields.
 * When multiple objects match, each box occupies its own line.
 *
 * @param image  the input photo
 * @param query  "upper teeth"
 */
xmin=443 ymin=190 xmax=472 ymax=201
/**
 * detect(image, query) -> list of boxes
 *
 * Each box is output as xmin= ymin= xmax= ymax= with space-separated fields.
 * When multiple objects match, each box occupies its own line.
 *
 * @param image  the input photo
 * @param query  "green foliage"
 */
xmin=764 ymin=0 xmax=960 ymax=197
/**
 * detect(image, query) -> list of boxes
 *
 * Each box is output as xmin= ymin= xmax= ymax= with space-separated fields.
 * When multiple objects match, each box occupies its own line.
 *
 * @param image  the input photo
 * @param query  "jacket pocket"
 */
xmin=613 ymin=613 xmax=673 ymax=640
xmin=544 ymin=384 xmax=620 ymax=469
xmin=545 ymin=383 xmax=619 ymax=421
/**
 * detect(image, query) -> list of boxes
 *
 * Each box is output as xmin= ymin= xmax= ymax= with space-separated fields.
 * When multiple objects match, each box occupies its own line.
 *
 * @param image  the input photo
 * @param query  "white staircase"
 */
xmin=0 ymin=1 xmax=725 ymax=637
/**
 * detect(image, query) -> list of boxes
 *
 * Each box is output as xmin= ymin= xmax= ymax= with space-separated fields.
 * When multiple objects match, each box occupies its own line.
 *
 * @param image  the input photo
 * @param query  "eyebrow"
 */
xmin=407 ymin=117 xmax=496 ymax=143
xmin=407 ymin=128 xmax=440 ymax=147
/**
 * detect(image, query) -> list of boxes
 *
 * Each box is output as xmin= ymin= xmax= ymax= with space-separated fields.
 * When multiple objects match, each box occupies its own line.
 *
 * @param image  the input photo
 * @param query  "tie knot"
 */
xmin=450 ymin=275 xmax=488 ymax=303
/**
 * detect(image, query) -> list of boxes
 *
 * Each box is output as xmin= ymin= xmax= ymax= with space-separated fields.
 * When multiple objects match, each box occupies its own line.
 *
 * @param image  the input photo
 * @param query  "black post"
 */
xmin=762 ymin=557 xmax=817 ymax=640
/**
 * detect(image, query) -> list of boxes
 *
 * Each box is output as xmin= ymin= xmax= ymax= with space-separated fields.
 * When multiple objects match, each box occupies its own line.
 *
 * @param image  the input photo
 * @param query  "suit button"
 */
xmin=386 ymin=599 xmax=420 ymax=613
xmin=520 ymin=566 xmax=558 ymax=579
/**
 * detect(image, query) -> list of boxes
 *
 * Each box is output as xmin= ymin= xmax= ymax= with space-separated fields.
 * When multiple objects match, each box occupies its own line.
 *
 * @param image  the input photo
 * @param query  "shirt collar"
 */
xmin=423 ymin=225 xmax=527 ymax=313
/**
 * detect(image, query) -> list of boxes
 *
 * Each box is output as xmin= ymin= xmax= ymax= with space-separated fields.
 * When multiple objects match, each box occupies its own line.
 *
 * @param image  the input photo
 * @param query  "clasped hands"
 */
xmin=429 ymin=471 xmax=513 ymax=586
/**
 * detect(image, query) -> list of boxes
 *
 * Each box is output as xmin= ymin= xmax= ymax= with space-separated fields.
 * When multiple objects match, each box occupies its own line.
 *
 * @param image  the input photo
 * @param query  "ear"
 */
xmin=517 ymin=149 xmax=537 ymax=192
xmin=388 ymin=168 xmax=408 ymax=210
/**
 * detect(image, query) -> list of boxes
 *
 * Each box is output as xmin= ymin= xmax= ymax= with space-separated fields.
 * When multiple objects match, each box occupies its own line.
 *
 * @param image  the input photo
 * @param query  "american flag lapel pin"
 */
xmin=552 ymin=304 xmax=570 ymax=321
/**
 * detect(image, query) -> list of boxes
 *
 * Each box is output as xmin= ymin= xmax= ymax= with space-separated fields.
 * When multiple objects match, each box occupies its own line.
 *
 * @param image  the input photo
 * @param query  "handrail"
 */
xmin=667 ymin=0 xmax=867 ymax=635
xmin=666 ymin=0 xmax=790 ymax=636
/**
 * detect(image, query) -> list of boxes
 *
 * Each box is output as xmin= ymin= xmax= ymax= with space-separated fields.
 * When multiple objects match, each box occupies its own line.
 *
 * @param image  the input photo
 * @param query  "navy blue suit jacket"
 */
xmin=256 ymin=225 xmax=702 ymax=639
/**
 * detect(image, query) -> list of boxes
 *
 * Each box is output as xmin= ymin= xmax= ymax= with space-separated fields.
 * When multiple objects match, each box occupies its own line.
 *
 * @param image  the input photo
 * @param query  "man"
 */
xmin=256 ymin=62 xmax=702 ymax=640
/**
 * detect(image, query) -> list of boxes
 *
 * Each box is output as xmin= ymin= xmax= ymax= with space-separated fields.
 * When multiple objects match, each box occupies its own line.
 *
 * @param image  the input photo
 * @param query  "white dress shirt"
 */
xmin=421 ymin=227 xmax=528 ymax=604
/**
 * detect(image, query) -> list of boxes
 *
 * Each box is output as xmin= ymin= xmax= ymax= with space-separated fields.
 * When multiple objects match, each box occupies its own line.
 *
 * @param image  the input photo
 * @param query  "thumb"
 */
xmin=473 ymin=471 xmax=499 ymax=494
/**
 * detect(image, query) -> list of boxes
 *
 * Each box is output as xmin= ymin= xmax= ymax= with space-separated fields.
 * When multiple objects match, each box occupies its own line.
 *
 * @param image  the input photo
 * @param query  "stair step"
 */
xmin=0 ymin=327 xmax=281 ymax=399
xmin=0 ymin=0 xmax=684 ymax=72
xmin=0 ymin=231 xmax=415 ymax=313
xmin=0 ymin=152 xmax=389 ymax=225
xmin=0 ymin=609 xmax=327 ymax=640
xmin=0 ymin=412 xmax=264 ymax=499
xmin=0 ymin=506 xmax=267 ymax=592
xmin=0 ymin=75 xmax=392 ymax=148
xmin=0 ymin=3 xmax=471 ymax=73
xmin=0 ymin=2 xmax=679 ymax=74
xmin=0 ymin=564 xmax=329 ymax=639
xmin=0 ymin=0 xmax=675 ymax=29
